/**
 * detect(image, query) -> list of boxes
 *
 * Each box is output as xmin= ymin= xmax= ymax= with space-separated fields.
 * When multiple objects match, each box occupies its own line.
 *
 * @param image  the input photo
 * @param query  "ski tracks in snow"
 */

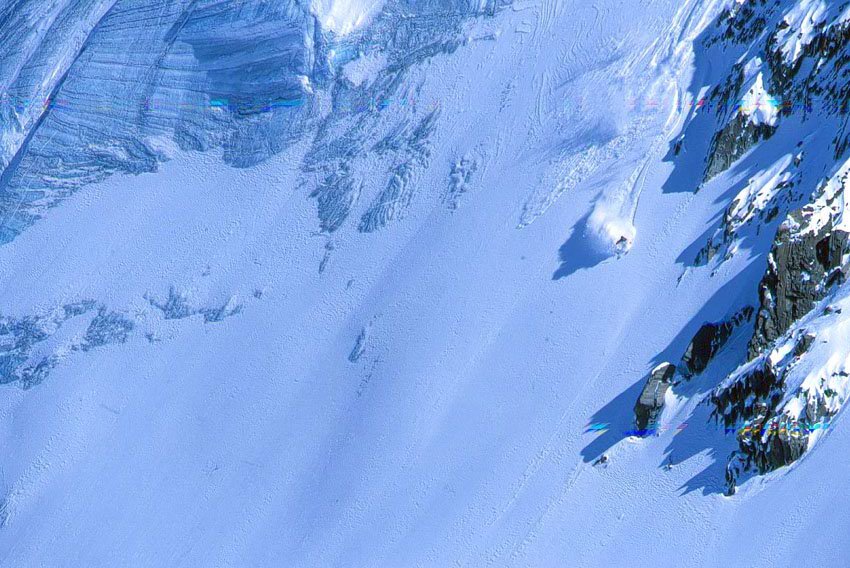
xmin=450 ymin=1 xmax=728 ymax=563
xmin=516 ymin=0 xmax=712 ymax=239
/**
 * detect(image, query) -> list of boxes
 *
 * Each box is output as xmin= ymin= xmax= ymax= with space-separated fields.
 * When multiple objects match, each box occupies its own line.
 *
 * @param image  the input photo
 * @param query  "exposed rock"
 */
xmin=792 ymin=331 xmax=816 ymax=357
xmin=705 ymin=114 xmax=777 ymax=182
xmin=634 ymin=362 xmax=675 ymax=432
xmin=738 ymin=411 xmax=809 ymax=474
xmin=714 ymin=351 xmax=834 ymax=487
xmin=725 ymin=451 xmax=747 ymax=496
xmin=695 ymin=0 xmax=850 ymax=494
xmin=712 ymin=361 xmax=783 ymax=429
xmin=684 ymin=322 xmax=731 ymax=376
xmin=724 ymin=410 xmax=820 ymax=496
xmin=694 ymin=239 xmax=721 ymax=266
xmin=748 ymin=222 xmax=850 ymax=359
xmin=681 ymin=306 xmax=754 ymax=377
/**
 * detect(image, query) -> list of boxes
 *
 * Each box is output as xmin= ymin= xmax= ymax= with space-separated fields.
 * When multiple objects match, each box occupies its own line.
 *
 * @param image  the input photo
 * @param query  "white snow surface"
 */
xmin=738 ymin=61 xmax=779 ymax=127
xmin=340 ymin=50 xmax=388 ymax=87
xmin=776 ymin=0 xmax=829 ymax=64
xmin=0 ymin=0 xmax=850 ymax=567
xmin=726 ymin=153 xmax=796 ymax=235
xmin=802 ymin=156 xmax=850 ymax=236
xmin=312 ymin=0 xmax=384 ymax=36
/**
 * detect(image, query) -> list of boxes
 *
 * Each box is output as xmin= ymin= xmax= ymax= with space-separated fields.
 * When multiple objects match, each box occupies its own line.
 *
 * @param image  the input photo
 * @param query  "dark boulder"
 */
xmin=683 ymin=322 xmax=731 ymax=376
xmin=634 ymin=363 xmax=675 ymax=433
xmin=725 ymin=451 xmax=747 ymax=496
xmin=681 ymin=306 xmax=754 ymax=377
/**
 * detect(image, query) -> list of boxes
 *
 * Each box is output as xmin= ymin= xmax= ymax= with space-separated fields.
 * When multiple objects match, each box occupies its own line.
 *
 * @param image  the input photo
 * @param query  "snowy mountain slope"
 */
xmin=0 ymin=0 xmax=850 ymax=566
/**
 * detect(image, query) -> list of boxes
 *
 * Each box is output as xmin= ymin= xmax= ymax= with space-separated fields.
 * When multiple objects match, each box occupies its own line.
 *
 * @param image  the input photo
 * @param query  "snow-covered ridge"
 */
xmin=677 ymin=0 xmax=850 ymax=493
xmin=714 ymin=273 xmax=850 ymax=491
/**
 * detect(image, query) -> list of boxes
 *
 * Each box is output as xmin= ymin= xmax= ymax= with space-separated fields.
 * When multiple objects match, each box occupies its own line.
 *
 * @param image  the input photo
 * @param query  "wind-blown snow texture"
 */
xmin=1 ymin=0 xmax=850 ymax=565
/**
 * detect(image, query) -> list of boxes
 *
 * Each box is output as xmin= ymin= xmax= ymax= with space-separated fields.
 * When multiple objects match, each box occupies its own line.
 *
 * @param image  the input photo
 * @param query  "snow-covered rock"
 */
xmin=634 ymin=362 xmax=675 ymax=432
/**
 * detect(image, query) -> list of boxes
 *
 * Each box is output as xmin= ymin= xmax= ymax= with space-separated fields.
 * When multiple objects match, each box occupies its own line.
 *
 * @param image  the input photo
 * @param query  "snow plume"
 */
xmin=311 ymin=0 xmax=384 ymax=36
xmin=586 ymin=197 xmax=636 ymax=257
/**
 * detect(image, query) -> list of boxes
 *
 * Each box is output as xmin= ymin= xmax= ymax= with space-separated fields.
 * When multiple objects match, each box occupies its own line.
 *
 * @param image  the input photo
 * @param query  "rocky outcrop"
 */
xmin=748 ymin=220 xmax=849 ymax=360
xmin=705 ymin=114 xmax=777 ymax=182
xmin=682 ymin=0 xmax=850 ymax=495
xmin=740 ymin=413 xmax=810 ymax=473
xmin=724 ymin=409 xmax=815 ymax=496
xmin=724 ymin=451 xmax=746 ymax=496
xmin=681 ymin=306 xmax=754 ymax=377
xmin=715 ymin=362 xmax=802 ymax=495
xmin=683 ymin=322 xmax=730 ymax=375
xmin=634 ymin=363 xmax=675 ymax=433
xmin=715 ymin=329 xmax=838 ymax=495
xmin=712 ymin=360 xmax=784 ymax=429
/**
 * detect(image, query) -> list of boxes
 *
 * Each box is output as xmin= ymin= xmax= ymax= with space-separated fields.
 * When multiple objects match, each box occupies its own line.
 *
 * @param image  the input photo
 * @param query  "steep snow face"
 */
xmin=0 ymin=0 xmax=118 ymax=171
xmin=3 ymin=0 xmax=850 ymax=566
xmin=725 ymin=153 xmax=797 ymax=236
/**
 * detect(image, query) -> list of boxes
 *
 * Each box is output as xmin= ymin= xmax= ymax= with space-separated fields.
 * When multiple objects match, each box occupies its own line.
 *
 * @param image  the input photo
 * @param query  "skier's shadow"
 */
xmin=553 ymin=213 xmax=611 ymax=280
